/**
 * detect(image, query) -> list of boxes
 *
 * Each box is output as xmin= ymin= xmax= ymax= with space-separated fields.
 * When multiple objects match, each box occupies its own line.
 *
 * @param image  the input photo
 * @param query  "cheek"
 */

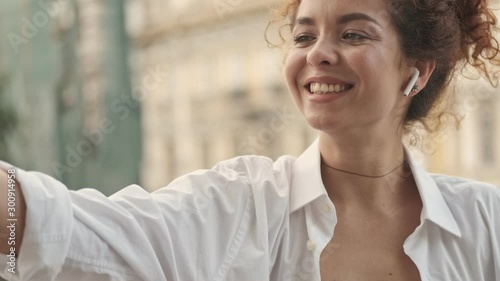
xmin=349 ymin=47 xmax=383 ymax=69
xmin=284 ymin=50 xmax=307 ymax=110
xmin=284 ymin=50 xmax=304 ymax=88
xmin=348 ymin=48 xmax=396 ymax=88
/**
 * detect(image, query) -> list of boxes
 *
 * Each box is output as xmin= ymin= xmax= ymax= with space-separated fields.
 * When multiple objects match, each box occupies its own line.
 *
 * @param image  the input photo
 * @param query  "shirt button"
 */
xmin=323 ymin=204 xmax=331 ymax=213
xmin=307 ymin=240 xmax=316 ymax=251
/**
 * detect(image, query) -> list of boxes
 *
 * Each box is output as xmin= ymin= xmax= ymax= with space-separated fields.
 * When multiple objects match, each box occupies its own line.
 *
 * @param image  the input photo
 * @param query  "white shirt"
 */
xmin=1 ymin=139 xmax=499 ymax=281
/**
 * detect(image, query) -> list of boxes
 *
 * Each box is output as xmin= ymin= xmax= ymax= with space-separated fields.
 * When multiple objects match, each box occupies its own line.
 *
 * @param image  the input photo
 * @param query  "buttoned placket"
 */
xmin=303 ymin=196 xmax=337 ymax=281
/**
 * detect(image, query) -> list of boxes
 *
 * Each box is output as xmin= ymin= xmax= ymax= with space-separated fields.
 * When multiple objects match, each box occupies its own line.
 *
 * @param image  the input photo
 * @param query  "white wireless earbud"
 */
xmin=403 ymin=67 xmax=420 ymax=97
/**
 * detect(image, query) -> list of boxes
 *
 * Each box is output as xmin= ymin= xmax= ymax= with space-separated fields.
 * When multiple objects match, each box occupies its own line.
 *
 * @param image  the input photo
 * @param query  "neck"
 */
xmin=319 ymin=131 xmax=414 ymax=208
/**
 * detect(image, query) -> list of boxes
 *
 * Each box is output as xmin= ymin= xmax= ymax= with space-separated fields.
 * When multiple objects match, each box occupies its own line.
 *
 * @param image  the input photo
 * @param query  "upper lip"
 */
xmin=304 ymin=76 xmax=354 ymax=86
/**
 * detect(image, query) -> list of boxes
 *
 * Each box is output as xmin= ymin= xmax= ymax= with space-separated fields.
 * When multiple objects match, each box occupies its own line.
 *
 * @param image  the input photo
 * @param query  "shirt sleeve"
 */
xmin=0 ymin=159 xmax=255 ymax=281
xmin=486 ymin=184 xmax=500 ymax=281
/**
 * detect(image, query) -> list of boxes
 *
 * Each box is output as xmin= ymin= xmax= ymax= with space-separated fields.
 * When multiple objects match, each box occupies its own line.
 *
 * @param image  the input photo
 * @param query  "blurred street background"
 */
xmin=0 ymin=0 xmax=499 ymax=197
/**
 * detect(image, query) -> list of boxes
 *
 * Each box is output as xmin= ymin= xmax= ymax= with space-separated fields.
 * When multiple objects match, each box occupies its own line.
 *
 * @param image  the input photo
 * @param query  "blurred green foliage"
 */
xmin=0 ymin=72 xmax=17 ymax=161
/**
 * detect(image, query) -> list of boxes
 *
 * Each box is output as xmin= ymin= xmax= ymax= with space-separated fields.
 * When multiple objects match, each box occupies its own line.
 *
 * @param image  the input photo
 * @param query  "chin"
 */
xmin=303 ymin=111 xmax=341 ymax=132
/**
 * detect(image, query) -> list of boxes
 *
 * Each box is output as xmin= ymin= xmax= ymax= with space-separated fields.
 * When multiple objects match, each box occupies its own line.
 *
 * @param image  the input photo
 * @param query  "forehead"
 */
xmin=295 ymin=0 xmax=393 ymax=28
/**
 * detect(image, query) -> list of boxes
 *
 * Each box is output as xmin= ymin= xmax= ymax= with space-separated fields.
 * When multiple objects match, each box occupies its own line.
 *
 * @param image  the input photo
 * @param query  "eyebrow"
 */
xmin=294 ymin=13 xmax=381 ymax=28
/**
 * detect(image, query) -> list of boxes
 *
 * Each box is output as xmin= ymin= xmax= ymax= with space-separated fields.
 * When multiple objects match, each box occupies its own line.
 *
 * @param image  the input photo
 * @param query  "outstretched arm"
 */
xmin=0 ymin=168 xmax=26 ymax=256
xmin=0 ymin=157 xmax=262 ymax=281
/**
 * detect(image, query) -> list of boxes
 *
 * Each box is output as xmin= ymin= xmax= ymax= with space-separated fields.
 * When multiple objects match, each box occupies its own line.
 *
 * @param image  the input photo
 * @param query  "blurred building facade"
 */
xmin=422 ymin=78 xmax=500 ymax=184
xmin=132 ymin=0 xmax=316 ymax=190
xmin=133 ymin=0 xmax=500 ymax=190
xmin=1 ymin=0 xmax=498 ymax=194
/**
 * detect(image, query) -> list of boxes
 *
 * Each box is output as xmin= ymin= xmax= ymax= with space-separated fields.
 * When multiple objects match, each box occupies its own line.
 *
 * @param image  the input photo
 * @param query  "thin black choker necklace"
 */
xmin=321 ymin=161 xmax=406 ymax=178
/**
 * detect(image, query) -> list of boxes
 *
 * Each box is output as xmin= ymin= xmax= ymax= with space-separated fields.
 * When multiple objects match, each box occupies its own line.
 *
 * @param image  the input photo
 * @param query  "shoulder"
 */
xmin=431 ymin=173 xmax=500 ymax=200
xmin=162 ymin=154 xmax=296 ymax=212
xmin=427 ymin=174 xmax=500 ymax=278
xmin=159 ymin=155 xmax=297 ymax=249
xmin=211 ymin=154 xmax=296 ymax=188
xmin=431 ymin=173 xmax=500 ymax=221
xmin=208 ymin=154 xmax=296 ymax=205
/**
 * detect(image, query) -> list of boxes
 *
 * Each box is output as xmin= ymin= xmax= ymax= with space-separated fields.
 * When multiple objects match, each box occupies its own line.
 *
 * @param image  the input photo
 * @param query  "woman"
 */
xmin=1 ymin=0 xmax=499 ymax=280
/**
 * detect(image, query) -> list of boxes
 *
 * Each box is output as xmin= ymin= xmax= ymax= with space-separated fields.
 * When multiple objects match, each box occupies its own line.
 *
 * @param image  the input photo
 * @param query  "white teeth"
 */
xmin=309 ymin=83 xmax=350 ymax=94
xmin=320 ymin=84 xmax=329 ymax=92
xmin=312 ymin=83 xmax=319 ymax=92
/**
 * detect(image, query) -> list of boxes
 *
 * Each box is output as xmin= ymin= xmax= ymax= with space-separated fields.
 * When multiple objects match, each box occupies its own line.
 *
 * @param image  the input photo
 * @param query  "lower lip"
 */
xmin=305 ymin=88 xmax=351 ymax=103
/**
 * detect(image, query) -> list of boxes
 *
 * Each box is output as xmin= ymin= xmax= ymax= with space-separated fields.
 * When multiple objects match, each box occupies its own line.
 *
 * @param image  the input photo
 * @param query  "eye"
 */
xmin=342 ymin=32 xmax=368 ymax=41
xmin=293 ymin=34 xmax=315 ymax=45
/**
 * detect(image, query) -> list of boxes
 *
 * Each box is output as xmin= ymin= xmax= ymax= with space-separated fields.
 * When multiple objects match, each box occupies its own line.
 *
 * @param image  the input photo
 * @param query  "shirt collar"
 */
xmin=290 ymin=138 xmax=327 ymax=213
xmin=290 ymin=138 xmax=462 ymax=237
xmin=404 ymin=146 xmax=462 ymax=237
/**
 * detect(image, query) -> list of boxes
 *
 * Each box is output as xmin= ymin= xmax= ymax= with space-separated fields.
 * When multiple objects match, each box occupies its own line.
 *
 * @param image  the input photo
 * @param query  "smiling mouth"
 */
xmin=305 ymin=82 xmax=354 ymax=94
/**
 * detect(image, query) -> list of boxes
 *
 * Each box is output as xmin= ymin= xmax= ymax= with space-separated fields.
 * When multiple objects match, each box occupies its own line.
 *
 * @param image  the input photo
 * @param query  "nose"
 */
xmin=306 ymin=38 xmax=339 ymax=68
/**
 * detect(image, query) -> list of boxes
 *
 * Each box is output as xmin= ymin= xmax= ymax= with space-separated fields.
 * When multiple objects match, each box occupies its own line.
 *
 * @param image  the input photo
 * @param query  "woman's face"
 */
xmin=284 ymin=0 xmax=412 ymax=135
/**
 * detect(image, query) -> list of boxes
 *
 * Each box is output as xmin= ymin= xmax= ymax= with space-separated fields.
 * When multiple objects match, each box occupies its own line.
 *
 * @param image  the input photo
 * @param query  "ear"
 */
xmin=407 ymin=60 xmax=436 ymax=97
